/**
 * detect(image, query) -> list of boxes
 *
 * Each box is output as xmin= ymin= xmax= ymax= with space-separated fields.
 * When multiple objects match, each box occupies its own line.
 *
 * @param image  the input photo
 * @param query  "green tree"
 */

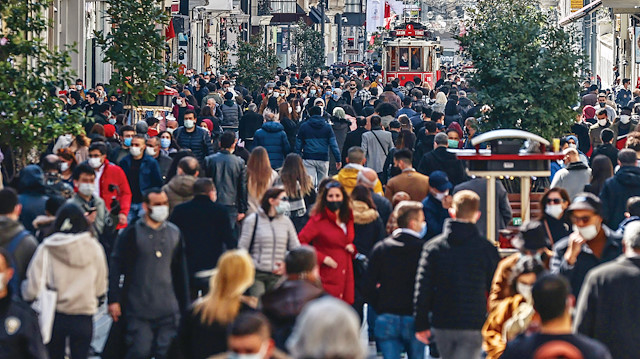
xmin=457 ymin=0 xmax=583 ymax=139
xmin=235 ymin=32 xmax=279 ymax=92
xmin=0 ymin=0 xmax=83 ymax=168
xmin=293 ymin=20 xmax=325 ymax=76
xmin=95 ymin=0 xmax=169 ymax=107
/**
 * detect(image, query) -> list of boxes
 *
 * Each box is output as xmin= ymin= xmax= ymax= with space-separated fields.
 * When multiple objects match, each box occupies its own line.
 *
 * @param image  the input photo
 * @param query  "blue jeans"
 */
xmin=375 ymin=314 xmax=425 ymax=359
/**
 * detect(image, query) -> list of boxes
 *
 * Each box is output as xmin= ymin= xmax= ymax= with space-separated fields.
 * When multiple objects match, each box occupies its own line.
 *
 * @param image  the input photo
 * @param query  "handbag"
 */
xmin=31 ymin=248 xmax=57 ymax=344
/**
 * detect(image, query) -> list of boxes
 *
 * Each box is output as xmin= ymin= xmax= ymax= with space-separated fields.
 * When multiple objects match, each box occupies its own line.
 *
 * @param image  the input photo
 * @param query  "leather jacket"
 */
xmin=203 ymin=150 xmax=248 ymax=213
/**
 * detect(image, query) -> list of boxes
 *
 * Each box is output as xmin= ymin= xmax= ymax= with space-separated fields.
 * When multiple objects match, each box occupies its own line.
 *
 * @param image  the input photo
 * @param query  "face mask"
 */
xmin=229 ymin=343 xmax=267 ymax=359
xmin=275 ymin=200 xmax=290 ymax=215
xmin=78 ymin=183 xmax=95 ymax=197
xmin=620 ymin=115 xmax=631 ymax=124
xmin=160 ymin=138 xmax=171 ymax=149
xmin=447 ymin=139 xmax=459 ymax=148
xmin=146 ymin=147 xmax=157 ymax=157
xmin=129 ymin=146 xmax=142 ymax=157
xmin=516 ymin=282 xmax=533 ymax=302
xmin=176 ymin=99 xmax=183 ymax=106
xmin=574 ymin=224 xmax=599 ymax=241
xmin=599 ymin=102 xmax=605 ymax=108
xmin=545 ymin=204 xmax=564 ymax=219
xmin=418 ymin=221 xmax=428 ymax=238
xmin=149 ymin=205 xmax=169 ymax=223
xmin=434 ymin=190 xmax=448 ymax=202
xmin=326 ymin=200 xmax=342 ymax=212
xmin=332 ymin=94 xmax=340 ymax=101
xmin=124 ymin=137 xmax=133 ymax=147
xmin=109 ymin=118 xmax=116 ymax=125
xmin=184 ymin=119 xmax=195 ymax=129
xmin=166 ymin=127 xmax=175 ymax=134
xmin=598 ymin=119 xmax=607 ymax=126
xmin=310 ymin=89 xmax=317 ymax=95
xmin=88 ymin=157 xmax=102 ymax=169
xmin=296 ymin=106 xmax=301 ymax=112
xmin=60 ymin=162 xmax=69 ymax=172
xmin=268 ymin=89 xmax=273 ymax=94
xmin=350 ymin=84 xmax=357 ymax=89
xmin=568 ymin=143 xmax=577 ymax=149
xmin=46 ymin=173 xmax=59 ymax=186
xmin=288 ymin=107 xmax=292 ymax=114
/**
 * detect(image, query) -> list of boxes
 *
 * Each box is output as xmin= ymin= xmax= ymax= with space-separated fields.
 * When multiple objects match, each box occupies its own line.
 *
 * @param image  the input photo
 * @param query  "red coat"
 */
xmin=299 ymin=208 xmax=355 ymax=304
xmin=99 ymin=159 xmax=132 ymax=229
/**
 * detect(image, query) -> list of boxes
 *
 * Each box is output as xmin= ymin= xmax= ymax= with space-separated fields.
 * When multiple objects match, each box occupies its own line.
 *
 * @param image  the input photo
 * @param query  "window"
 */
xmin=271 ymin=0 xmax=296 ymax=13
xmin=345 ymin=0 xmax=361 ymax=13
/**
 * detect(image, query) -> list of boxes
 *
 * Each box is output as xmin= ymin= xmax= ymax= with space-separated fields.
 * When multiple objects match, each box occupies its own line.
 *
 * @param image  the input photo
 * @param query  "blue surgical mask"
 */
xmin=419 ymin=221 xmax=428 ymax=238
xmin=109 ymin=118 xmax=116 ymax=125
xmin=124 ymin=137 xmax=132 ymax=147
xmin=160 ymin=138 xmax=171 ymax=149
xmin=332 ymin=94 xmax=339 ymax=101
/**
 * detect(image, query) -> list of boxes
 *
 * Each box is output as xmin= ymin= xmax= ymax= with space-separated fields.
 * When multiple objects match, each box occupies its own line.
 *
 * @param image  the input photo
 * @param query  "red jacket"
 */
xmin=299 ymin=208 xmax=355 ymax=304
xmin=99 ymin=159 xmax=132 ymax=229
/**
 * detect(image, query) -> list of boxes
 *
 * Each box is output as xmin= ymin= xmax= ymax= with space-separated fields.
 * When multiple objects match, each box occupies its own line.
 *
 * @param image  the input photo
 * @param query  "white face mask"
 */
xmin=434 ymin=190 xmax=448 ymax=202
xmin=146 ymin=147 xmax=157 ymax=157
xmin=568 ymin=143 xmax=577 ymax=149
xmin=149 ymin=205 xmax=169 ymax=223
xmin=620 ymin=115 xmax=631 ymax=124
xmin=78 ymin=183 xmax=95 ymax=197
xmin=288 ymin=107 xmax=292 ymax=114
xmin=184 ymin=119 xmax=195 ymax=129
xmin=129 ymin=147 xmax=142 ymax=157
xmin=545 ymin=204 xmax=564 ymax=219
xmin=60 ymin=162 xmax=69 ymax=172
xmin=229 ymin=343 xmax=267 ymax=359
xmin=598 ymin=119 xmax=608 ymax=126
xmin=574 ymin=224 xmax=599 ymax=241
xmin=296 ymin=106 xmax=301 ymax=112
xmin=166 ymin=127 xmax=175 ymax=134
xmin=516 ymin=282 xmax=533 ymax=302
xmin=176 ymin=99 xmax=183 ymax=106
xmin=88 ymin=157 xmax=103 ymax=169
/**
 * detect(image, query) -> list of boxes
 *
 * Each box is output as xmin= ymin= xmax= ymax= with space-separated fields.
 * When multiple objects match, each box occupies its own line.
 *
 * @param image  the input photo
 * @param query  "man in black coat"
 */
xmin=341 ymin=116 xmax=368 ymax=164
xmin=414 ymin=190 xmax=499 ymax=359
xmin=169 ymin=178 xmax=235 ymax=300
xmin=574 ymin=221 xmax=640 ymax=359
xmin=417 ymin=132 xmax=467 ymax=186
xmin=238 ymin=103 xmax=264 ymax=151
xmin=590 ymin=128 xmax=618 ymax=167
xmin=600 ymin=149 xmax=640 ymax=229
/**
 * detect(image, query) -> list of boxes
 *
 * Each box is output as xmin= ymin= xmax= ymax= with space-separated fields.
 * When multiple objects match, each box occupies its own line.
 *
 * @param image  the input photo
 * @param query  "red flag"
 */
xmin=166 ymin=18 xmax=176 ymax=41
xmin=384 ymin=3 xmax=391 ymax=30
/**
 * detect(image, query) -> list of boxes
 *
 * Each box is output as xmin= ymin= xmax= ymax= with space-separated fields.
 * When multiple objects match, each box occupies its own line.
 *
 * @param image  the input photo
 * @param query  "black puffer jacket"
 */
xmin=600 ymin=165 xmax=640 ymax=228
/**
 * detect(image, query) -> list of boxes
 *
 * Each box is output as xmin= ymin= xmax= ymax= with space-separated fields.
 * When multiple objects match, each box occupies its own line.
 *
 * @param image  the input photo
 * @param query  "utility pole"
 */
xmin=337 ymin=14 xmax=342 ymax=62
xmin=320 ymin=0 xmax=325 ymax=56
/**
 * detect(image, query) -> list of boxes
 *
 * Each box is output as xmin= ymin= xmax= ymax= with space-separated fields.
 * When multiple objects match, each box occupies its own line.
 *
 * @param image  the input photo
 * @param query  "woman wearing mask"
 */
xmin=23 ymin=204 xmax=108 ymax=359
xmin=446 ymin=128 xmax=462 ymax=149
xmin=57 ymin=148 xmax=77 ymax=187
xmin=170 ymin=250 xmax=256 ymax=358
xmin=239 ymin=188 xmax=300 ymax=297
xmin=276 ymin=154 xmax=317 ymax=232
xmin=299 ymin=179 xmax=356 ymax=304
xmin=260 ymin=96 xmax=280 ymax=118
xmin=246 ymin=147 xmax=279 ymax=215
xmin=584 ymin=155 xmax=614 ymax=196
xmin=482 ymin=255 xmax=545 ymax=359
xmin=159 ymin=130 xmax=179 ymax=156
xmin=538 ymin=188 xmax=572 ymax=246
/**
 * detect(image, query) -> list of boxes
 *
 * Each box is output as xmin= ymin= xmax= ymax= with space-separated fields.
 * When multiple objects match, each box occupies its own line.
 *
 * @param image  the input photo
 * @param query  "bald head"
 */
xmin=177 ymin=156 xmax=200 ymax=177
xmin=356 ymin=168 xmax=379 ymax=189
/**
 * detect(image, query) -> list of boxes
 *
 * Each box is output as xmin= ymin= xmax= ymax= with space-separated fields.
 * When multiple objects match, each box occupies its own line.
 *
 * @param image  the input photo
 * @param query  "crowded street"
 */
xmin=2 ymin=0 xmax=640 ymax=358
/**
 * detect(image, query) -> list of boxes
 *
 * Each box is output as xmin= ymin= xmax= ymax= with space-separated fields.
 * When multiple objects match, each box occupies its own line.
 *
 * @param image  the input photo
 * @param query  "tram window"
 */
xmin=389 ymin=47 xmax=397 ymax=71
xmin=399 ymin=48 xmax=409 ymax=68
xmin=411 ymin=48 xmax=422 ymax=71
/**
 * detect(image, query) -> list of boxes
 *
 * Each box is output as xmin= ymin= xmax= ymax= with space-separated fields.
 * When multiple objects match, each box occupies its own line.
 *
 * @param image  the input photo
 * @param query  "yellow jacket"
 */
xmin=334 ymin=166 xmax=383 ymax=195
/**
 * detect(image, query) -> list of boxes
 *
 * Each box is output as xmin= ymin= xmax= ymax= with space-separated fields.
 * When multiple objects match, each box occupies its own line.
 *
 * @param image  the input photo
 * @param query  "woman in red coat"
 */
xmin=299 ymin=179 xmax=356 ymax=304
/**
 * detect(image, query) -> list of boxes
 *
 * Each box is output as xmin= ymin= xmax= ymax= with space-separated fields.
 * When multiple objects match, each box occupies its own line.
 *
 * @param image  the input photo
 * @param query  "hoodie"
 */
xmin=163 ymin=175 xmax=198 ymax=213
xmin=0 ymin=217 xmax=38 ymax=282
xmin=601 ymin=166 xmax=640 ymax=228
xmin=22 ymin=232 xmax=108 ymax=315
xmin=295 ymin=115 xmax=341 ymax=162
xmin=253 ymin=121 xmax=290 ymax=169
xmin=333 ymin=164 xmax=383 ymax=195
xmin=18 ymin=165 xmax=48 ymax=233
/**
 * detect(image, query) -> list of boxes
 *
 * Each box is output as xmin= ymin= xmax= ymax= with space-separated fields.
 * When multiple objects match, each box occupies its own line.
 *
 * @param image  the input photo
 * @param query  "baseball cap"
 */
xmin=568 ymin=193 xmax=602 ymax=215
xmin=429 ymin=171 xmax=452 ymax=192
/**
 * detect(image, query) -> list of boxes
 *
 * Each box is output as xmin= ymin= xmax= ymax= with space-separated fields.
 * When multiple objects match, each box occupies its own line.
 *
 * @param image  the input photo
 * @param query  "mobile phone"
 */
xmin=86 ymin=207 xmax=97 ymax=214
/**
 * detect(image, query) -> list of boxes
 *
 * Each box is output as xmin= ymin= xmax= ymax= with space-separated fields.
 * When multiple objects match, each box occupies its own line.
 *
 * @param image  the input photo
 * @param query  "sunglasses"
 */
xmin=572 ymin=215 xmax=594 ymax=225
xmin=547 ymin=198 xmax=564 ymax=205
xmin=325 ymin=181 xmax=342 ymax=190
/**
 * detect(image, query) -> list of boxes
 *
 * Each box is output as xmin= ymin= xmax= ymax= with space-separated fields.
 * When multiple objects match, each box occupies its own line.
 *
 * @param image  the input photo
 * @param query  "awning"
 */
xmin=559 ymin=0 xmax=602 ymax=26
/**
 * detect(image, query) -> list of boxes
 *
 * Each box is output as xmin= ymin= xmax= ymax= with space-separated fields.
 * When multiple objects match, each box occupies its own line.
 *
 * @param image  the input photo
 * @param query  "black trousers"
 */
xmin=47 ymin=312 xmax=93 ymax=359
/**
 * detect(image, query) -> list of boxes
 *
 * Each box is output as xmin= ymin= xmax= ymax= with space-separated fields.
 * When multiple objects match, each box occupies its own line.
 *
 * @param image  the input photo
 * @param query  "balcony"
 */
xmin=258 ymin=0 xmax=271 ymax=15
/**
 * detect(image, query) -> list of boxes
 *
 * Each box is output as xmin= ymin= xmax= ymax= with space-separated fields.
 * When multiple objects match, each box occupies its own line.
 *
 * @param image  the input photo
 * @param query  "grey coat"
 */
xmin=453 ymin=178 xmax=512 ymax=240
xmin=550 ymin=162 xmax=592 ymax=201
xmin=238 ymin=209 xmax=300 ymax=272
xmin=362 ymin=129 xmax=394 ymax=173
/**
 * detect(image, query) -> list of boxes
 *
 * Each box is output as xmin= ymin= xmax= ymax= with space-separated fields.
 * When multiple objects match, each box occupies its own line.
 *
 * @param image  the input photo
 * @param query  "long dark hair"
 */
xmin=261 ymin=187 xmax=285 ymax=215
xmin=280 ymin=154 xmax=313 ymax=198
xmin=313 ymin=178 xmax=351 ymax=223
xmin=539 ymin=188 xmax=571 ymax=220
xmin=54 ymin=203 xmax=91 ymax=234
xmin=350 ymin=185 xmax=376 ymax=210
xmin=590 ymin=155 xmax=614 ymax=195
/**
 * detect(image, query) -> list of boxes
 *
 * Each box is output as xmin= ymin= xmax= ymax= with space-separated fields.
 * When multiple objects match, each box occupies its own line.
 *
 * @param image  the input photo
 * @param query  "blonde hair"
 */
xmin=435 ymin=92 xmax=447 ymax=104
xmin=193 ymin=250 xmax=255 ymax=325
xmin=452 ymin=190 xmax=480 ymax=220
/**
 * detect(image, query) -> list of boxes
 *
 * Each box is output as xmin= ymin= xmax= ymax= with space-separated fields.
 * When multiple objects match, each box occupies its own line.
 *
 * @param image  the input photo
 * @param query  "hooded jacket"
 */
xmin=253 ymin=121 xmax=291 ymax=169
xmin=22 ymin=232 xmax=108 ymax=315
xmin=333 ymin=164 xmax=383 ymax=195
xmin=0 ymin=217 xmax=38 ymax=283
xmin=600 ymin=166 xmax=640 ymax=228
xmin=352 ymin=201 xmax=385 ymax=257
xmin=18 ymin=165 xmax=48 ymax=233
xmin=295 ymin=115 xmax=341 ymax=162
xmin=417 ymin=146 xmax=467 ymax=186
xmin=162 ymin=174 xmax=198 ymax=213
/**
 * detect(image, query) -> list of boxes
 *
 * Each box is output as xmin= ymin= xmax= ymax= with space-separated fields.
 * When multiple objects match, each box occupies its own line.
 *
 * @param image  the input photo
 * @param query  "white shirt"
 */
xmin=94 ymin=164 xmax=105 ymax=199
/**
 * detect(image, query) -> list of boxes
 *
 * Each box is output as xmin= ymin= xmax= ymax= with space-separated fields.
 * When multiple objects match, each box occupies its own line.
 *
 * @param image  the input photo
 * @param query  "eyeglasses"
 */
xmin=572 ymin=215 xmax=594 ymax=225
xmin=547 ymin=198 xmax=564 ymax=205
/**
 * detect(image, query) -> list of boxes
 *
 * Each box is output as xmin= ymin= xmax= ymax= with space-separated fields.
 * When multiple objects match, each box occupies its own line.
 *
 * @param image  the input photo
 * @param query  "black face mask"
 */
xmin=599 ymin=102 xmax=606 ymax=108
xmin=326 ymin=200 xmax=342 ymax=212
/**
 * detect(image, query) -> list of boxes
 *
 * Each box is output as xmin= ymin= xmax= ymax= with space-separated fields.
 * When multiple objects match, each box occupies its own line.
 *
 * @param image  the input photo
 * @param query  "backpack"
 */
xmin=6 ymin=229 xmax=30 ymax=296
